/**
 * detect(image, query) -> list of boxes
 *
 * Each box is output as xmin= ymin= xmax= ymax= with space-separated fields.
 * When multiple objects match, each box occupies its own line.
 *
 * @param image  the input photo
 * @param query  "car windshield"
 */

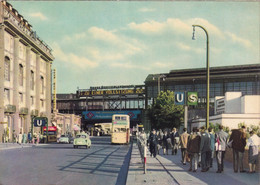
xmin=76 ymin=135 xmax=86 ymax=138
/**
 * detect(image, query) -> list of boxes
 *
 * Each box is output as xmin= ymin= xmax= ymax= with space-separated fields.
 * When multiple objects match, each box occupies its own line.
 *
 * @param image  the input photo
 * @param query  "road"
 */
xmin=0 ymin=136 xmax=131 ymax=185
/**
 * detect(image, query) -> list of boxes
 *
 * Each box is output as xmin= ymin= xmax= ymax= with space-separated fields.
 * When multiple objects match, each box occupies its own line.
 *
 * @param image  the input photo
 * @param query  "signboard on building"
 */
xmin=82 ymin=110 xmax=141 ymax=120
xmin=215 ymin=98 xmax=225 ymax=114
xmin=77 ymin=87 xmax=145 ymax=97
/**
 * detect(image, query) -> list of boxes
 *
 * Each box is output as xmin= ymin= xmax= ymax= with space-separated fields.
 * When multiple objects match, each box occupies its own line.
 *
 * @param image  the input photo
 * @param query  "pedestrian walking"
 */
xmin=18 ymin=132 xmax=23 ymax=145
xmin=162 ymin=131 xmax=170 ymax=155
xmin=170 ymin=128 xmax=180 ymax=155
xmin=200 ymin=126 xmax=211 ymax=172
xmin=208 ymin=128 xmax=215 ymax=167
xmin=180 ymin=128 xmax=190 ymax=165
xmin=149 ymin=129 xmax=158 ymax=157
xmin=187 ymin=128 xmax=201 ymax=172
xmin=247 ymin=130 xmax=259 ymax=173
xmin=229 ymin=126 xmax=247 ymax=173
xmin=36 ymin=132 xmax=40 ymax=144
xmin=215 ymin=125 xmax=228 ymax=173
xmin=28 ymin=132 xmax=32 ymax=143
xmin=157 ymin=130 xmax=163 ymax=154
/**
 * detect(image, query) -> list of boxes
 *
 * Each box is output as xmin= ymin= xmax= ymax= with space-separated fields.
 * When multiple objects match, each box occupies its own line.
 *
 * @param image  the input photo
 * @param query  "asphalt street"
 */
xmin=0 ymin=136 xmax=131 ymax=185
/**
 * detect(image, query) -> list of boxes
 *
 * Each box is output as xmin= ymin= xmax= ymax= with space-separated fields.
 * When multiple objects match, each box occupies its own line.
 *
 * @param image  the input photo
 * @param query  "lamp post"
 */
xmin=192 ymin=25 xmax=210 ymax=129
xmin=153 ymin=74 xmax=166 ymax=96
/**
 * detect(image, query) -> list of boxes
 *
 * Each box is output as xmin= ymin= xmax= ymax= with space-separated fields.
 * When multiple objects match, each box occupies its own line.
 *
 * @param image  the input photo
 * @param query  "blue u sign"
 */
xmin=175 ymin=92 xmax=185 ymax=105
xmin=33 ymin=118 xmax=47 ymax=127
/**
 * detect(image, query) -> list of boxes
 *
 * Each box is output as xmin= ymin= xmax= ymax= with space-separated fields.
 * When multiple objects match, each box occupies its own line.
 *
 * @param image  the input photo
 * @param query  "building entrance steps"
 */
xmin=126 ymin=143 xmax=259 ymax=185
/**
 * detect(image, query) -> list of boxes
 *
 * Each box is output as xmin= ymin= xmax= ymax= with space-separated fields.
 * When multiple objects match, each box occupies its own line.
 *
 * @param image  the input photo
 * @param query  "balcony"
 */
xmin=4 ymin=105 xmax=16 ymax=113
xmin=19 ymin=107 xmax=29 ymax=115
xmin=31 ymin=109 xmax=39 ymax=116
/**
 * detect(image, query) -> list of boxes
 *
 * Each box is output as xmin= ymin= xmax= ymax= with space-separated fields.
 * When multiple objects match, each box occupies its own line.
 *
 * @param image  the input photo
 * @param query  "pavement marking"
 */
xmin=156 ymin=156 xmax=181 ymax=185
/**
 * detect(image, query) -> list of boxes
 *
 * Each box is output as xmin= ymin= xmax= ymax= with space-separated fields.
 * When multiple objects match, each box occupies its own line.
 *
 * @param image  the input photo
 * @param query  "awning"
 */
xmin=73 ymin=125 xmax=81 ymax=131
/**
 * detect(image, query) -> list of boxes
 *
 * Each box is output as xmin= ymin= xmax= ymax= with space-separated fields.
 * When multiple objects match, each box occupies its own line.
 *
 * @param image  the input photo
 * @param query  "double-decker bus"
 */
xmin=111 ymin=114 xmax=130 ymax=144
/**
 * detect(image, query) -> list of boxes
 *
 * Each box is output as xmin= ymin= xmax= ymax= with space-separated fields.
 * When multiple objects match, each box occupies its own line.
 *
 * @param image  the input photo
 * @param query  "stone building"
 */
xmin=0 ymin=1 xmax=54 ymax=142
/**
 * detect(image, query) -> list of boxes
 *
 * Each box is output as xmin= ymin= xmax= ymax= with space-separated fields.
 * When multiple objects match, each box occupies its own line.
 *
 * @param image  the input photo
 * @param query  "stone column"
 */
xmin=45 ymin=61 xmax=52 ymax=128
xmin=25 ymin=46 xmax=31 ymax=134
xmin=34 ymin=53 xmax=41 ymax=133
xmin=13 ymin=37 xmax=20 ymax=136
xmin=0 ymin=26 xmax=5 ymax=142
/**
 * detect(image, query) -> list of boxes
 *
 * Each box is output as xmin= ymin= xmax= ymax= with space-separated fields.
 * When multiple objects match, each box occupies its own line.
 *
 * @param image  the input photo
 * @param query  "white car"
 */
xmin=57 ymin=135 xmax=69 ymax=144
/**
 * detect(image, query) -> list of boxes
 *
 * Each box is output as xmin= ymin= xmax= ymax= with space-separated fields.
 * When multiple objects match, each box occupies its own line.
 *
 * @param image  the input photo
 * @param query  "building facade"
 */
xmin=0 ymin=1 xmax=54 ymax=142
xmin=144 ymin=64 xmax=260 ymax=131
xmin=191 ymin=92 xmax=260 ymax=130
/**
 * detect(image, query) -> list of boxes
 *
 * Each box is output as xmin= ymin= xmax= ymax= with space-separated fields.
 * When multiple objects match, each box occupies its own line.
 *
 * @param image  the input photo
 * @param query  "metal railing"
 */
xmin=136 ymin=132 xmax=147 ymax=174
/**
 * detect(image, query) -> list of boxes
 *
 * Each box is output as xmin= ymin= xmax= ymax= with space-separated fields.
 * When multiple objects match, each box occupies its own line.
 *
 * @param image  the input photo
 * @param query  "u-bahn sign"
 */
xmin=175 ymin=92 xmax=198 ymax=106
xmin=33 ymin=117 xmax=47 ymax=127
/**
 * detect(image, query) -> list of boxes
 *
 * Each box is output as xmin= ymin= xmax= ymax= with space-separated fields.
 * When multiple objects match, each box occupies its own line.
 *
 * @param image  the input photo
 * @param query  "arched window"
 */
xmin=19 ymin=64 xmax=23 ymax=86
xmin=30 ymin=70 xmax=34 ymax=90
xmin=4 ymin=56 xmax=10 ymax=81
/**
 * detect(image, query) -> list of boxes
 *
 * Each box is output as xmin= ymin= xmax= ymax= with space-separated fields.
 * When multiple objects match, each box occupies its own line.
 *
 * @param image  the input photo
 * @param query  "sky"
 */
xmin=10 ymin=1 xmax=260 ymax=93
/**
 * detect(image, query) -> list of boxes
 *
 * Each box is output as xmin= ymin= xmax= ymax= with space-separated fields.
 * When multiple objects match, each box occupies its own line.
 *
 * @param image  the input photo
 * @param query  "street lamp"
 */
xmin=192 ymin=25 xmax=210 ymax=129
xmin=153 ymin=74 xmax=166 ymax=96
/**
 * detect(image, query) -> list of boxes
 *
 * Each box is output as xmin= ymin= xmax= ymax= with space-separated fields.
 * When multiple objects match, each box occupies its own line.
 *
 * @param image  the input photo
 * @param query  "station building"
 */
xmin=144 ymin=64 xmax=260 ymax=130
xmin=0 ymin=1 xmax=54 ymax=142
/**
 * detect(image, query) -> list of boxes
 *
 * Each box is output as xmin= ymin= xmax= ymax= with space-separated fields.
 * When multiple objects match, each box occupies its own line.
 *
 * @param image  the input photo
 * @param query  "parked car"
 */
xmin=57 ymin=135 xmax=69 ymax=144
xmin=73 ymin=133 xmax=91 ymax=148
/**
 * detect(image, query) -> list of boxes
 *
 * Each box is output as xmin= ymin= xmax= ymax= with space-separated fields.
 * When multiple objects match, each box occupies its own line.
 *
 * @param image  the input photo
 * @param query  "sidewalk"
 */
xmin=0 ymin=143 xmax=35 ymax=150
xmin=126 ymin=143 xmax=260 ymax=185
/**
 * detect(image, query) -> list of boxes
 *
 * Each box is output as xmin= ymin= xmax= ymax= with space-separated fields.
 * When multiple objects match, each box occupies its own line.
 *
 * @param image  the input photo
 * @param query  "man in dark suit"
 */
xmin=229 ymin=126 xmax=247 ymax=173
xmin=215 ymin=125 xmax=228 ymax=173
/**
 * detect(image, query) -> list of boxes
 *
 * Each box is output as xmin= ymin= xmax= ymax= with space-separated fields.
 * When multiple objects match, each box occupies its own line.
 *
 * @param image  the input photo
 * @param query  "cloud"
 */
xmin=52 ymin=43 xmax=98 ymax=69
xmin=139 ymin=8 xmax=156 ymax=12
xmin=225 ymin=32 xmax=252 ymax=48
xmin=128 ymin=20 xmax=165 ymax=34
xmin=29 ymin=12 xmax=47 ymax=20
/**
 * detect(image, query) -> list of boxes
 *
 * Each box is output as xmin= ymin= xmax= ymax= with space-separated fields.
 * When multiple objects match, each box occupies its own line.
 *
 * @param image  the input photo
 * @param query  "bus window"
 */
xmin=115 ymin=116 xmax=120 ymax=120
xmin=121 ymin=117 xmax=126 ymax=121
xmin=121 ymin=128 xmax=126 ymax=132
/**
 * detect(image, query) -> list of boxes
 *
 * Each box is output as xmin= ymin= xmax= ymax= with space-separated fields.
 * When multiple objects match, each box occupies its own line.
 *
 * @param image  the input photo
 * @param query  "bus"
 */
xmin=94 ymin=123 xmax=112 ymax=135
xmin=111 ymin=114 xmax=130 ymax=144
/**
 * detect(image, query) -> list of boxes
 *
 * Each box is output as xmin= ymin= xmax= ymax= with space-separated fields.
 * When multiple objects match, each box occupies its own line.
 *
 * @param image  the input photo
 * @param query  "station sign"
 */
xmin=33 ymin=117 xmax=47 ymax=127
xmin=187 ymin=92 xmax=198 ymax=105
xmin=175 ymin=92 xmax=185 ymax=105
xmin=174 ymin=92 xmax=198 ymax=106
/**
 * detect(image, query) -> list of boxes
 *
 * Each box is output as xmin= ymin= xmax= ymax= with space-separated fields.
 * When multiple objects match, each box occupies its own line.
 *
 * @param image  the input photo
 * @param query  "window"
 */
xmin=40 ymin=99 xmax=44 ymax=108
xmin=4 ymin=57 xmax=10 ymax=81
xmin=19 ymin=93 xmax=23 ymax=104
xmin=19 ymin=64 xmax=23 ymax=86
xmin=30 ymin=70 xmax=34 ymax=90
xmin=40 ymin=76 xmax=44 ymax=94
xmin=30 ymin=96 xmax=34 ymax=106
xmin=4 ymin=89 xmax=10 ymax=102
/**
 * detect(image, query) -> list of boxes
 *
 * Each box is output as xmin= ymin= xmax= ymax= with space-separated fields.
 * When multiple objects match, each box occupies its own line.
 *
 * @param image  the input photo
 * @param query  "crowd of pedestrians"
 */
xmin=147 ymin=125 xmax=259 ymax=174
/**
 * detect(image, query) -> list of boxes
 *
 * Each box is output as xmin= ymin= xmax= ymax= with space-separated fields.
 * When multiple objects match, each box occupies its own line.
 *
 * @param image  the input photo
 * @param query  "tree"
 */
xmin=148 ymin=90 xmax=184 ymax=130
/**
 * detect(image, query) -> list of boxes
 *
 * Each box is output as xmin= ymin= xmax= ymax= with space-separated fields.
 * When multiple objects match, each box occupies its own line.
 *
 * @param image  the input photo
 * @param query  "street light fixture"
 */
xmin=192 ymin=24 xmax=210 ymax=129
xmin=153 ymin=74 xmax=166 ymax=96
